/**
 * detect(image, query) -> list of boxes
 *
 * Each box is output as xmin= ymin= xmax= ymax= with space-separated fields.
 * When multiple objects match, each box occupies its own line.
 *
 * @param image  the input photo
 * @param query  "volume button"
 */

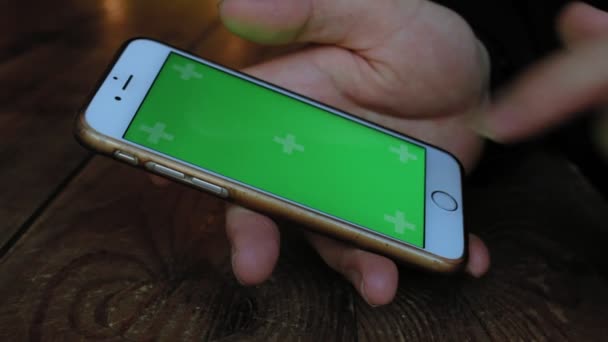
xmin=191 ymin=177 xmax=229 ymax=198
xmin=146 ymin=162 xmax=185 ymax=179
xmin=114 ymin=151 xmax=138 ymax=165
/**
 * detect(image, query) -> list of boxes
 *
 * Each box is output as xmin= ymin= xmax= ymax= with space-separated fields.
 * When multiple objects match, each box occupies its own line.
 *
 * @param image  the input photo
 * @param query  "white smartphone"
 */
xmin=76 ymin=38 xmax=467 ymax=272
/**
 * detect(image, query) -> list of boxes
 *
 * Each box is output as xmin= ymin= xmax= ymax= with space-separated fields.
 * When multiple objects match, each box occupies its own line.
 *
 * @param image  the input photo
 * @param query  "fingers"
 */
xmin=219 ymin=0 xmax=421 ymax=48
xmin=305 ymin=232 xmax=399 ymax=307
xmin=305 ymin=232 xmax=490 ymax=306
xmin=465 ymin=234 xmax=490 ymax=278
xmin=224 ymin=201 xmax=489 ymax=298
xmin=474 ymin=3 xmax=608 ymax=142
xmin=559 ymin=2 xmax=608 ymax=47
xmin=225 ymin=205 xmax=281 ymax=285
xmin=475 ymin=38 xmax=608 ymax=142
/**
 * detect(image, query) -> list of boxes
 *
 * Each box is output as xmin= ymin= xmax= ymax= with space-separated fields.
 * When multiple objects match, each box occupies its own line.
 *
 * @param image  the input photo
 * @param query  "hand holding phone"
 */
xmin=78 ymin=0 xmax=491 ymax=306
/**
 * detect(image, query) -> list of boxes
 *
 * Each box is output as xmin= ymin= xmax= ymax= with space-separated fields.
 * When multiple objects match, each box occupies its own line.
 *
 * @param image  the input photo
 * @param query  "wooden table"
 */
xmin=1 ymin=1 xmax=607 ymax=340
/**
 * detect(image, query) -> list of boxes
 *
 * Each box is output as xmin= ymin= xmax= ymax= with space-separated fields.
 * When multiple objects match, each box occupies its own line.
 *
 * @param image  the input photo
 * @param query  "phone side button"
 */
xmin=114 ymin=151 xmax=138 ymax=165
xmin=146 ymin=162 xmax=185 ymax=179
xmin=191 ymin=177 xmax=229 ymax=198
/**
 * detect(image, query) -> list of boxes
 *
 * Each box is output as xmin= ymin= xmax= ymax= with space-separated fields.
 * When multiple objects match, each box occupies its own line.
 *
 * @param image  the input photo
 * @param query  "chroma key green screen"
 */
xmin=125 ymin=53 xmax=427 ymax=247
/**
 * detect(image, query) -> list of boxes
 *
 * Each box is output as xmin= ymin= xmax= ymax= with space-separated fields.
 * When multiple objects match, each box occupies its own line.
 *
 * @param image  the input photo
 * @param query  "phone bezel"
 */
xmin=84 ymin=38 xmax=466 ymax=260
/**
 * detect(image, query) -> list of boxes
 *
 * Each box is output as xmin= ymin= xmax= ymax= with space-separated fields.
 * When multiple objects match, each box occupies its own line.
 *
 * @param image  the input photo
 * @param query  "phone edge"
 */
xmin=74 ymin=37 xmax=468 ymax=274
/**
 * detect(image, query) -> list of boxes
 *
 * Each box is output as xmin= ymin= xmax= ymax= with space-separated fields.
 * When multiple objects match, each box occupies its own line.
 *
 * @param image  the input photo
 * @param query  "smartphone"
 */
xmin=76 ymin=38 xmax=467 ymax=273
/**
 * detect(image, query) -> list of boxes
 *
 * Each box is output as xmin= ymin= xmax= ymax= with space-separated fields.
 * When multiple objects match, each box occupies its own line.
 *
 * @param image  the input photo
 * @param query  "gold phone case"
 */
xmin=75 ymin=116 xmax=465 ymax=273
xmin=74 ymin=42 xmax=467 ymax=273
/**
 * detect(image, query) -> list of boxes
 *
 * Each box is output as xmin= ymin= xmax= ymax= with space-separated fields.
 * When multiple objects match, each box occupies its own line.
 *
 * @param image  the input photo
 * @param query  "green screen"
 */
xmin=125 ymin=53 xmax=426 ymax=247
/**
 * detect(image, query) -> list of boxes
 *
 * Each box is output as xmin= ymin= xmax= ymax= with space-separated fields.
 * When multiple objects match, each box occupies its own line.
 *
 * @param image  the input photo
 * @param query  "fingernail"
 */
xmin=465 ymin=262 xmax=484 ymax=279
xmin=465 ymin=266 xmax=480 ymax=279
xmin=359 ymin=280 xmax=379 ymax=308
xmin=231 ymin=247 xmax=246 ymax=285
xmin=349 ymin=272 xmax=378 ymax=308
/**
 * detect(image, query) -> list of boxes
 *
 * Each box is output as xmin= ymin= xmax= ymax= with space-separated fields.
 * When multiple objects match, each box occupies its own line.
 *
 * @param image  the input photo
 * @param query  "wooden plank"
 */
xmin=3 ymin=1 xmax=608 ymax=340
xmin=0 ymin=158 xmax=357 ymax=341
xmin=356 ymin=149 xmax=608 ymax=341
xmin=2 ymin=149 xmax=607 ymax=340
xmin=0 ymin=0 xmax=232 ymax=251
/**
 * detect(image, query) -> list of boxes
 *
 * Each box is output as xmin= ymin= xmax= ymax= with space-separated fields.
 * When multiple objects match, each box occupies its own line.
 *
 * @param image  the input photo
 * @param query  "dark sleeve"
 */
xmin=433 ymin=0 xmax=607 ymax=88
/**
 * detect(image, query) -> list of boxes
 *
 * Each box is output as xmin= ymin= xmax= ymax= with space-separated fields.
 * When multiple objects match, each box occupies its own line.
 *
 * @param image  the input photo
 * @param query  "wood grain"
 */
xmin=0 ymin=0 xmax=263 ymax=252
xmin=356 ymin=149 xmax=608 ymax=341
xmin=0 ymin=159 xmax=357 ymax=341
xmin=2 ymin=0 xmax=608 ymax=341
xmin=0 ymin=151 xmax=607 ymax=340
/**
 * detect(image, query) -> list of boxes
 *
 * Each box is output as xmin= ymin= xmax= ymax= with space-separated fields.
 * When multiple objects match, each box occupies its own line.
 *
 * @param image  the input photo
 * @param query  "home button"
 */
xmin=432 ymin=191 xmax=458 ymax=212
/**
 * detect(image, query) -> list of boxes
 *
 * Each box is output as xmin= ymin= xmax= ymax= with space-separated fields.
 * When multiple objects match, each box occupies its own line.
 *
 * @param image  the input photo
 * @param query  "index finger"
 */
xmin=476 ymin=38 xmax=608 ymax=142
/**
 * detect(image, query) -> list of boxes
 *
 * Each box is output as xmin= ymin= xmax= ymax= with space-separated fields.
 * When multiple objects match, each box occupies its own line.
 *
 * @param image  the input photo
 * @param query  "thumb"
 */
xmin=559 ymin=2 xmax=608 ymax=47
xmin=218 ymin=0 xmax=422 ymax=48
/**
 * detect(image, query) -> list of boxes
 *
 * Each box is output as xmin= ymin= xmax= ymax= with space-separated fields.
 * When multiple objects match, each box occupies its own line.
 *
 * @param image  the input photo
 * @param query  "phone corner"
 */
xmin=73 ymin=112 xmax=95 ymax=149
xmin=439 ymin=235 xmax=470 ymax=274
xmin=72 ymin=112 xmax=112 ymax=156
xmin=429 ymin=253 xmax=468 ymax=274
xmin=123 ymin=37 xmax=164 ymax=51
xmin=443 ymin=149 xmax=467 ymax=178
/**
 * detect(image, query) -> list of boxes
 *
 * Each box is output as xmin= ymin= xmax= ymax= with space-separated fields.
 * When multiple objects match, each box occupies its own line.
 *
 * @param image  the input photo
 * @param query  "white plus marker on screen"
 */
xmin=173 ymin=63 xmax=202 ymax=80
xmin=140 ymin=122 xmax=174 ymax=144
xmin=384 ymin=211 xmax=416 ymax=234
xmin=274 ymin=134 xmax=305 ymax=155
xmin=390 ymin=144 xmax=418 ymax=163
